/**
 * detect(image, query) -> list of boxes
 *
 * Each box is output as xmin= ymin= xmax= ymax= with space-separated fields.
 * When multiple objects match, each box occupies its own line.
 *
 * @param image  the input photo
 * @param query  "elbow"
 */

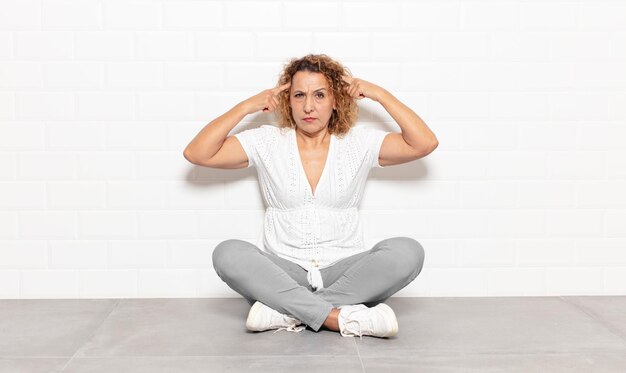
xmin=425 ymin=136 xmax=439 ymax=155
xmin=184 ymin=146 xmax=215 ymax=167
xmin=414 ymin=137 xmax=438 ymax=159
xmin=183 ymin=147 xmax=197 ymax=165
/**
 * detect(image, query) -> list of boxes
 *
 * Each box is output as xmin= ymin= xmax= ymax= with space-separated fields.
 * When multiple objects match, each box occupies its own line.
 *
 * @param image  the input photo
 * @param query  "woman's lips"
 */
xmin=303 ymin=117 xmax=316 ymax=122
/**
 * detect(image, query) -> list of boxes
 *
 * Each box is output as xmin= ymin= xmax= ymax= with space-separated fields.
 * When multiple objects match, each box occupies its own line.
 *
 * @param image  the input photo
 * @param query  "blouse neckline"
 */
xmin=292 ymin=129 xmax=335 ymax=198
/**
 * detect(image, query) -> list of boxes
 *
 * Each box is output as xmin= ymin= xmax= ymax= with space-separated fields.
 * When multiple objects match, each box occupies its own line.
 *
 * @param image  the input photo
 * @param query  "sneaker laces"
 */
xmin=271 ymin=312 xmax=305 ymax=334
xmin=273 ymin=324 xmax=306 ymax=334
xmin=338 ymin=304 xmax=398 ymax=339
xmin=341 ymin=306 xmax=370 ymax=340
xmin=345 ymin=320 xmax=365 ymax=339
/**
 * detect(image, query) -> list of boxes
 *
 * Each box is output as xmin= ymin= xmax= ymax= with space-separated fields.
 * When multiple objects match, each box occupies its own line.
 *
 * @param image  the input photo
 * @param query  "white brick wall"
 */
xmin=1 ymin=0 xmax=625 ymax=299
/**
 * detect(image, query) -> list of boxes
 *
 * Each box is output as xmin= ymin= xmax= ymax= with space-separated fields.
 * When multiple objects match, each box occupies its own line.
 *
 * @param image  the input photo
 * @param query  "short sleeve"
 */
xmin=354 ymin=126 xmax=390 ymax=169
xmin=233 ymin=128 xmax=255 ymax=168
xmin=233 ymin=125 xmax=276 ymax=169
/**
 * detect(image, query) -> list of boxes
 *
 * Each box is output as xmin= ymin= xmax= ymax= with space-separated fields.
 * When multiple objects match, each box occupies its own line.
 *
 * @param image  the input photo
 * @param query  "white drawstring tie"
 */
xmin=307 ymin=260 xmax=324 ymax=291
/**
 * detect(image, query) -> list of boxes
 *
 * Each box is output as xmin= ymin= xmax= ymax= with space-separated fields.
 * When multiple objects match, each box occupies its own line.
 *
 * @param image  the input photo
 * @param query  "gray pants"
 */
xmin=212 ymin=237 xmax=425 ymax=331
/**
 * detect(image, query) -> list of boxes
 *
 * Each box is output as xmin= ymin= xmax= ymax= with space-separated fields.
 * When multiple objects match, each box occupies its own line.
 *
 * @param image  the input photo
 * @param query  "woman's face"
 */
xmin=289 ymin=71 xmax=336 ymax=134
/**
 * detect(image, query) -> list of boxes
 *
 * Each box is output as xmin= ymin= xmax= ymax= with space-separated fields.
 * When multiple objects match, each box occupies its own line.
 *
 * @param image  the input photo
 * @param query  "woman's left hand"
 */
xmin=342 ymin=76 xmax=387 ymax=102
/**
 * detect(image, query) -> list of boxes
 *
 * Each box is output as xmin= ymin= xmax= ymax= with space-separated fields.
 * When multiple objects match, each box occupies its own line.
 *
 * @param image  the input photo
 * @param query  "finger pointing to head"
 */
xmin=341 ymin=75 xmax=353 ymax=84
xmin=273 ymin=82 xmax=291 ymax=95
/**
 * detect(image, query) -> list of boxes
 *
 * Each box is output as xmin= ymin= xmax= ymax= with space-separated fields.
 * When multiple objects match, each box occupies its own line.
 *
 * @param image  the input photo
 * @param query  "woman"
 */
xmin=184 ymin=54 xmax=438 ymax=338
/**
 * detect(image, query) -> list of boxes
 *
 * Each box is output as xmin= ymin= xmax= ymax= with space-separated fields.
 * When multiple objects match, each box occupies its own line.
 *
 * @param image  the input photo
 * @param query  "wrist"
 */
xmin=235 ymin=101 xmax=253 ymax=116
xmin=374 ymin=88 xmax=392 ymax=104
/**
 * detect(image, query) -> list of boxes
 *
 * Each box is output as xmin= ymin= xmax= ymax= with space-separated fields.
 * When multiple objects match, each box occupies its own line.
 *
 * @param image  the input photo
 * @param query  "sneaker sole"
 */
xmin=375 ymin=303 xmax=399 ymax=337
xmin=245 ymin=301 xmax=265 ymax=331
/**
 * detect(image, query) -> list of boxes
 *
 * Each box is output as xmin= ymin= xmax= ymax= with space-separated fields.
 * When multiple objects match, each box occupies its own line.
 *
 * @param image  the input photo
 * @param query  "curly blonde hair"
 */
xmin=276 ymin=54 xmax=357 ymax=137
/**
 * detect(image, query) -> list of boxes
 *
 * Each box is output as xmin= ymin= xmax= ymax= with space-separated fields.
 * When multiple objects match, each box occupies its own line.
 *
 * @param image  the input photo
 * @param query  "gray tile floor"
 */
xmin=1 ymin=296 xmax=626 ymax=372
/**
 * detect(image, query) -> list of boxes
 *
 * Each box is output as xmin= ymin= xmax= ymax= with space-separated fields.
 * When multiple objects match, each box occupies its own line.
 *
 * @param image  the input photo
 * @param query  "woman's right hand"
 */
xmin=240 ymin=82 xmax=291 ymax=114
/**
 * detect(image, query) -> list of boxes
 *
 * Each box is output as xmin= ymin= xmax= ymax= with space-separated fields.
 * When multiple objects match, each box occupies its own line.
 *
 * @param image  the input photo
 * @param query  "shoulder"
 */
xmin=341 ymin=125 xmax=387 ymax=143
xmin=235 ymin=124 xmax=282 ymax=140
xmin=247 ymin=124 xmax=281 ymax=134
xmin=344 ymin=125 xmax=373 ymax=137
xmin=258 ymin=125 xmax=292 ymax=138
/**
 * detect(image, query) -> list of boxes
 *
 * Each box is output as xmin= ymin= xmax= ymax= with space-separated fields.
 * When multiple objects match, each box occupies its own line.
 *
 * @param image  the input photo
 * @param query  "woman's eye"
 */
xmin=294 ymin=93 xmax=303 ymax=98
xmin=315 ymin=93 xmax=325 ymax=99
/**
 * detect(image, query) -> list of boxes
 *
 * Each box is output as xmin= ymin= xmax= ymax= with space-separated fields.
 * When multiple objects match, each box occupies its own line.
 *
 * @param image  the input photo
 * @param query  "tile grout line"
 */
xmin=559 ymin=296 xmax=626 ymax=345
xmin=58 ymin=299 xmax=123 ymax=373
xmin=354 ymin=338 xmax=366 ymax=373
xmin=42 ymin=354 xmax=370 ymax=358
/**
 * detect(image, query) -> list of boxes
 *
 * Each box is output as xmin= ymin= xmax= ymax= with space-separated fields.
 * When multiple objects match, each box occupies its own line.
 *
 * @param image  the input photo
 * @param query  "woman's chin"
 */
xmin=296 ymin=121 xmax=328 ymax=131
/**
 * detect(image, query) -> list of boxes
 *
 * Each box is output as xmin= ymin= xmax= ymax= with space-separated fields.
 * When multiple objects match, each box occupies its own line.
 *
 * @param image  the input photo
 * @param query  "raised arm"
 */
xmin=183 ymin=82 xmax=291 ymax=169
xmin=343 ymin=77 xmax=438 ymax=167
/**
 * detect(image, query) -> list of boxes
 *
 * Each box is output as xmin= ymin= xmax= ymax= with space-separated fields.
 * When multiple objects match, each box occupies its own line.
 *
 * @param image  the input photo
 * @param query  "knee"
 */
xmin=212 ymin=239 xmax=253 ymax=274
xmin=384 ymin=237 xmax=425 ymax=278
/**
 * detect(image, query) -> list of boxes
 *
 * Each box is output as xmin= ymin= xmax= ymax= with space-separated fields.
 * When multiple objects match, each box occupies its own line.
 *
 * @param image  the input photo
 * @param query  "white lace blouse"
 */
xmin=234 ymin=124 xmax=389 ymax=276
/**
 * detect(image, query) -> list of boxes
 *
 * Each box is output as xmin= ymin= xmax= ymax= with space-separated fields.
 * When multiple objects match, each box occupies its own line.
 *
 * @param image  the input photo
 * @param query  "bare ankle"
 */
xmin=322 ymin=307 xmax=340 ymax=331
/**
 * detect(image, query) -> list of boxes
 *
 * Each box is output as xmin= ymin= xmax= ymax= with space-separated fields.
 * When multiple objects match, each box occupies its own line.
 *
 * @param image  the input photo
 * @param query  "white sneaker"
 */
xmin=246 ymin=301 xmax=306 ymax=333
xmin=338 ymin=303 xmax=399 ymax=338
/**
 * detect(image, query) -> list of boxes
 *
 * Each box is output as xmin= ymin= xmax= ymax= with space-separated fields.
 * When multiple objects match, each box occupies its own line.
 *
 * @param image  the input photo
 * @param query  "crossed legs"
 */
xmin=212 ymin=237 xmax=425 ymax=332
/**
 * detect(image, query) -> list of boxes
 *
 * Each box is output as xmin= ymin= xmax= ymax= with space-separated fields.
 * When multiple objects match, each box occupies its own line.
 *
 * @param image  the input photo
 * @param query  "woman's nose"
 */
xmin=303 ymin=96 xmax=314 ymax=112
